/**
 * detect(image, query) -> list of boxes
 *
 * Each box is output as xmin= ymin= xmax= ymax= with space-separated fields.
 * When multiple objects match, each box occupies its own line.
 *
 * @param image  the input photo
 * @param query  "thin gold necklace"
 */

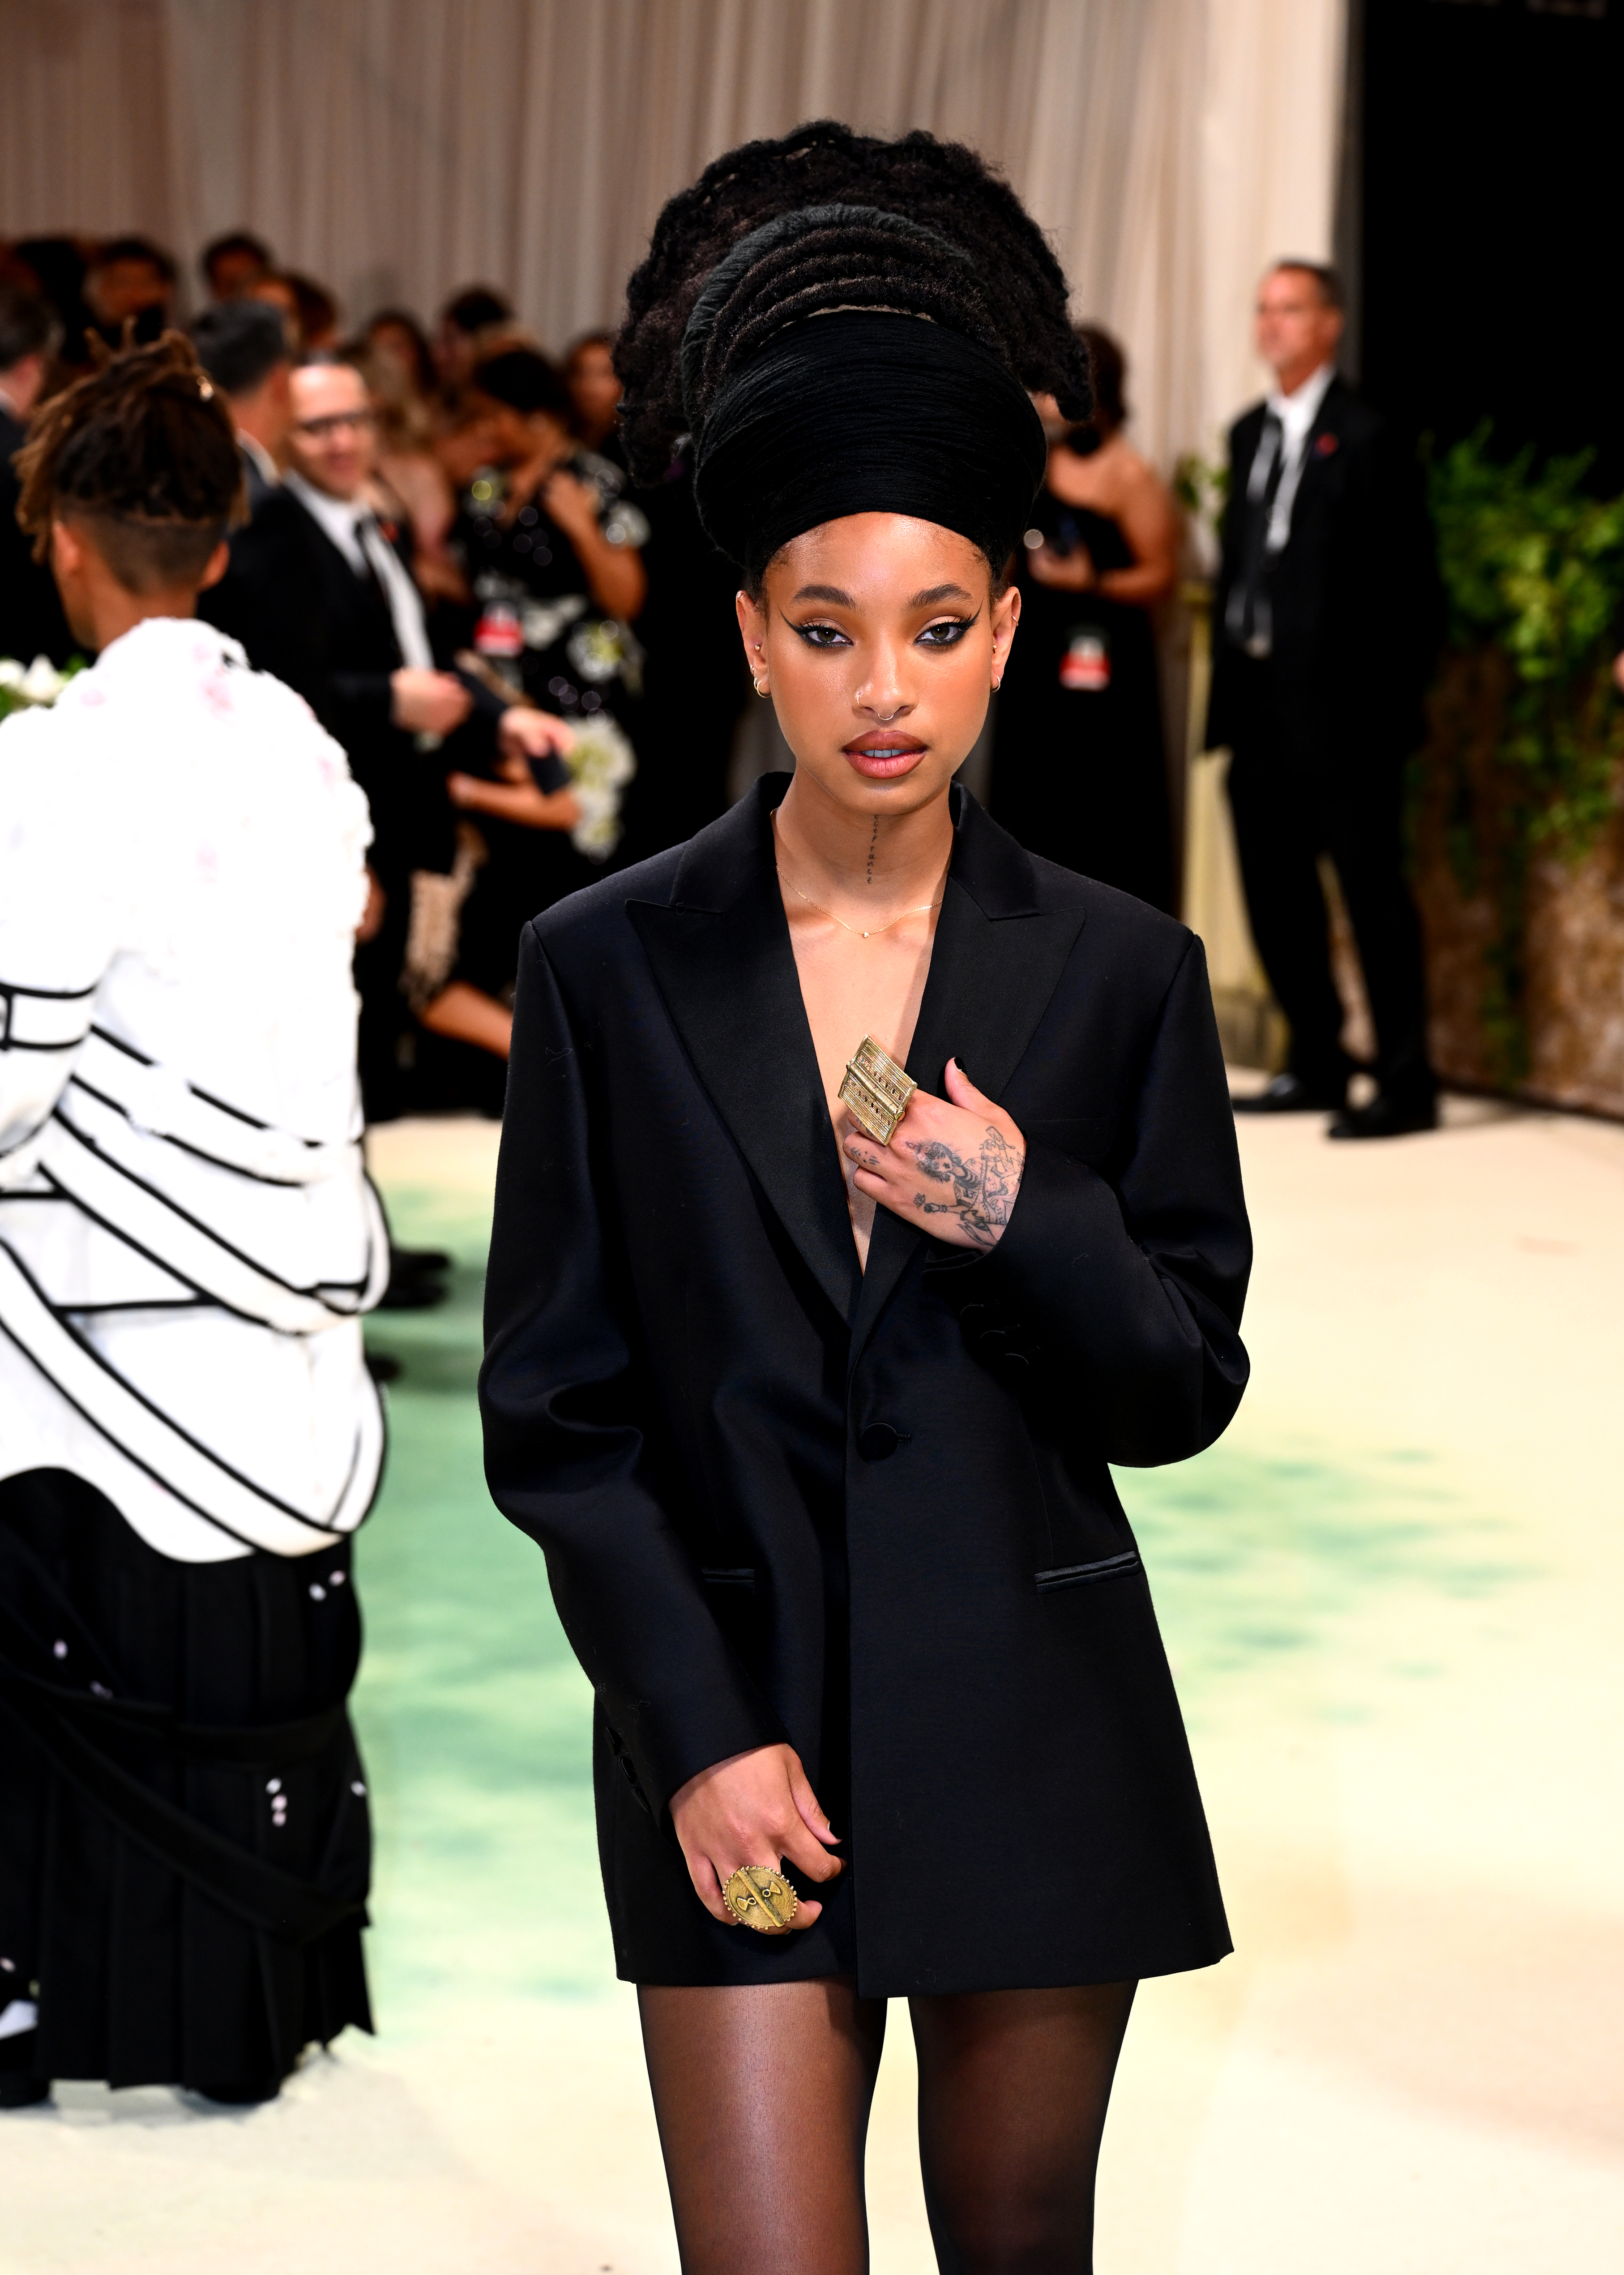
xmin=773 ymin=818 xmax=943 ymax=940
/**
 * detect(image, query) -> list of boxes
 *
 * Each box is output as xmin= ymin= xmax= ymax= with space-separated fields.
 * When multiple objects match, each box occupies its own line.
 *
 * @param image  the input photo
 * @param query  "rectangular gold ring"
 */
xmin=838 ymin=1035 xmax=917 ymax=1146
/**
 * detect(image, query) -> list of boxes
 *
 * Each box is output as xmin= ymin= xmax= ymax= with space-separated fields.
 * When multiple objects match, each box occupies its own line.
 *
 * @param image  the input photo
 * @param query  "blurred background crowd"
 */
xmin=0 ymin=222 xmax=1212 ymax=1130
xmin=2 ymin=0 xmax=1621 ymax=1137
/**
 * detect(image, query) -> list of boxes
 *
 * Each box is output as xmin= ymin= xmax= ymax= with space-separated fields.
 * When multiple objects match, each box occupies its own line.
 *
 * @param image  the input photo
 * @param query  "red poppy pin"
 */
xmin=1314 ymin=432 xmax=1338 ymax=456
xmin=378 ymin=517 xmax=399 ymax=542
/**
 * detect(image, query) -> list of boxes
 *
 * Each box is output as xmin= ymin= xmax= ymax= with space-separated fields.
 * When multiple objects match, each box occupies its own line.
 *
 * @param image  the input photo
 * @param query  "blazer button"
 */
xmin=857 ymin=1422 xmax=904 ymax=1461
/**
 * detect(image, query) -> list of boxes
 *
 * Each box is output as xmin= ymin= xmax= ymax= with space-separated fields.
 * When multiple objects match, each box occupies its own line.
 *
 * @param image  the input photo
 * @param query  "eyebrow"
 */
xmin=787 ymin=581 xmax=976 ymax=608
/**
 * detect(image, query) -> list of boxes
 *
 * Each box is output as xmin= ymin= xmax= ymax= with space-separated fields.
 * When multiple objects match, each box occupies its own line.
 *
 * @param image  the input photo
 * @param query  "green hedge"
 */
xmin=1422 ymin=427 xmax=1624 ymax=1079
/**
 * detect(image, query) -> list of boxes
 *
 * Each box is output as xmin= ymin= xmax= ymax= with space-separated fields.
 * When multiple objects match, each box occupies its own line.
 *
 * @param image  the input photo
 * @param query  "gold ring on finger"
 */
xmin=721 ymin=1864 xmax=800 ymax=1934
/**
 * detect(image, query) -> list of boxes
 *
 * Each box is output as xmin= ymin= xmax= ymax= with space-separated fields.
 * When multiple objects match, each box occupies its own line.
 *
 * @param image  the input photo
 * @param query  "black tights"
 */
xmin=637 ymin=1977 xmax=1137 ymax=2274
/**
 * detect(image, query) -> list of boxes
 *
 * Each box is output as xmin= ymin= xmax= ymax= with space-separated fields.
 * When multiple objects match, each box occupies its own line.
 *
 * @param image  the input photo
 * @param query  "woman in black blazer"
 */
xmin=481 ymin=125 xmax=1251 ymax=2274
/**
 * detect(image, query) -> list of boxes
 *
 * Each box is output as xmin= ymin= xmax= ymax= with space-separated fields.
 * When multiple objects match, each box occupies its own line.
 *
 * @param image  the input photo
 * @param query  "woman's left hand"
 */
xmin=844 ymin=1058 xmax=1025 ymax=1252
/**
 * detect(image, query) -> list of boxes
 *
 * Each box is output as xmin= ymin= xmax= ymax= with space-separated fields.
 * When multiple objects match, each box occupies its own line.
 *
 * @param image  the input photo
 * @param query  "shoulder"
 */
xmin=252 ymin=485 xmax=342 ymax=570
xmin=1032 ymin=850 xmax=1192 ymax=968
xmin=1229 ymin=400 xmax=1268 ymax=451
xmin=1321 ymin=379 xmax=1387 ymax=449
xmin=257 ymin=485 xmax=330 ymax=548
xmin=0 ymin=698 xmax=69 ymax=778
xmin=1099 ymin=435 xmax=1159 ymax=495
xmin=0 ymin=682 xmax=132 ymax=859
xmin=529 ymin=841 xmax=688 ymax=962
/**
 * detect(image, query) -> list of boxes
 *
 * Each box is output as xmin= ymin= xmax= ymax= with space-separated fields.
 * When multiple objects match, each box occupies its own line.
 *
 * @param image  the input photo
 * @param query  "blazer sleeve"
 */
xmin=479 ymin=924 xmax=789 ymax=1819
xmin=940 ymin=933 xmax=1251 ymax=1466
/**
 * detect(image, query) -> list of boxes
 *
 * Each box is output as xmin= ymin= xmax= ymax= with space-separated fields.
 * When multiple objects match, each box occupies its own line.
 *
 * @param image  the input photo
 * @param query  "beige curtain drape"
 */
xmin=1 ymin=0 xmax=1345 ymax=1005
xmin=2 ymin=0 xmax=1342 ymax=469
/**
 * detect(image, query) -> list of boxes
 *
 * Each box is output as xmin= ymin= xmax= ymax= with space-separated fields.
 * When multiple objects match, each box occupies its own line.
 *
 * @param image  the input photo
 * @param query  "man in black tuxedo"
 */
xmin=0 ymin=286 xmax=74 ymax=667
xmin=190 ymin=300 xmax=293 ymax=512
xmin=207 ymin=356 xmax=572 ymax=1116
xmin=1208 ymin=261 xmax=1442 ymax=1138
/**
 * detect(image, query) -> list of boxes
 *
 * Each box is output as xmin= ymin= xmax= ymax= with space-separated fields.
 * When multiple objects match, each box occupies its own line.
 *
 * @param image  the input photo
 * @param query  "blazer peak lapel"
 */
xmin=629 ymin=871 xmax=859 ymax=1327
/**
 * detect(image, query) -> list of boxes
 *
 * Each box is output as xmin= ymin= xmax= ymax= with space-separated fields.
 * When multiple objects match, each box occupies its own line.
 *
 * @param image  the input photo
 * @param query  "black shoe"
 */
xmin=1233 ymin=1072 xmax=1345 ymax=1114
xmin=377 ymin=1245 xmax=450 ymax=1311
xmin=0 ymin=2072 xmax=50 ymax=2108
xmin=391 ymin=1245 xmax=451 ymax=1275
xmin=1328 ymin=1093 xmax=1438 ymax=1140
xmin=188 ymin=2078 xmax=282 ymax=2107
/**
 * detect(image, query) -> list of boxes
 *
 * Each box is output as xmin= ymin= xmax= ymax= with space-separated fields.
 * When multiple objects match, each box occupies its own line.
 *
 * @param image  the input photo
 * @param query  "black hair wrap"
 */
xmin=682 ymin=206 xmax=1048 ymax=583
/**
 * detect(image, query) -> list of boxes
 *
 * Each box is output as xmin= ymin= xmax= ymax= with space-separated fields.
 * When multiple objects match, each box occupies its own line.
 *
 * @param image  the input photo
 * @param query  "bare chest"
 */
xmin=786 ymin=916 xmax=937 ymax=1272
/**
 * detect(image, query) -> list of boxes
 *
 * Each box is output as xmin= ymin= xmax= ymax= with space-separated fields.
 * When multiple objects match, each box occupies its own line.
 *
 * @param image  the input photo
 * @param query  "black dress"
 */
xmin=0 ymin=408 xmax=76 ymax=671
xmin=440 ymin=456 xmax=641 ymax=999
xmin=991 ymin=493 xmax=1175 ymax=913
xmin=481 ymin=778 xmax=1250 ymax=1996
xmin=613 ymin=446 xmax=749 ymax=865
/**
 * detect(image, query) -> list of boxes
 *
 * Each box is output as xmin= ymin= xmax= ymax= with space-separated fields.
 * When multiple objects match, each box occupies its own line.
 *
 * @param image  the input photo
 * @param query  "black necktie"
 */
xmin=1233 ymin=411 xmax=1284 ymax=654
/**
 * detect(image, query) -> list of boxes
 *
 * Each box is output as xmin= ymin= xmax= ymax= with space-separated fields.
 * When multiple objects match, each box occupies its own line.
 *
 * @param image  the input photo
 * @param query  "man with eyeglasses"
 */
xmin=212 ymin=356 xmax=573 ymax=1119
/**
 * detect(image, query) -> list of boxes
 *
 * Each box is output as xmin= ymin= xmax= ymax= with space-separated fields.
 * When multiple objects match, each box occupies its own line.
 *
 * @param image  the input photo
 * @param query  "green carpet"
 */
xmin=355 ymin=1178 xmax=605 ymax=2032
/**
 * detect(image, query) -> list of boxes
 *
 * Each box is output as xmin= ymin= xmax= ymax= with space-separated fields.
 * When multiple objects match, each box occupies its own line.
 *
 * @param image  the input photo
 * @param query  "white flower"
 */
xmin=0 ymin=655 xmax=72 ymax=707
xmin=19 ymin=656 xmax=68 ymax=705
xmin=565 ymin=712 xmax=638 ymax=861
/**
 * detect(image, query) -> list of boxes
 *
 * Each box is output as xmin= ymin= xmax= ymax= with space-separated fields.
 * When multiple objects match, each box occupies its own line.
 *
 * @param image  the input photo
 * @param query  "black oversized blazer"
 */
xmin=481 ymin=777 xmax=1252 ymax=1997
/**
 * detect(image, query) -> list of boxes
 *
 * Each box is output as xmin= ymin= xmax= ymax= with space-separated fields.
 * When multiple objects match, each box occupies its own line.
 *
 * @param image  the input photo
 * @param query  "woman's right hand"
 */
xmin=669 ymin=1743 xmax=843 ymax=1929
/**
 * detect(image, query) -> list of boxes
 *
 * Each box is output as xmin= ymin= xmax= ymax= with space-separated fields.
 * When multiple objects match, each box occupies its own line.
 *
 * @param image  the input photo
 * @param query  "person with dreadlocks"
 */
xmin=0 ymin=336 xmax=382 ymax=2109
xmin=480 ymin=124 xmax=1252 ymax=2270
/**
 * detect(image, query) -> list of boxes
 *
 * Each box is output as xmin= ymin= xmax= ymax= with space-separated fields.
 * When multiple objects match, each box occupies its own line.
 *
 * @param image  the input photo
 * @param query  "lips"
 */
xmin=843 ymin=734 xmax=926 ymax=780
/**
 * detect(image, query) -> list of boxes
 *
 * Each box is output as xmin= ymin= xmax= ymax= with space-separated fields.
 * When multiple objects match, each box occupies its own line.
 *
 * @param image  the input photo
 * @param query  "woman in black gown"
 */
xmin=991 ymin=326 xmax=1179 ymax=911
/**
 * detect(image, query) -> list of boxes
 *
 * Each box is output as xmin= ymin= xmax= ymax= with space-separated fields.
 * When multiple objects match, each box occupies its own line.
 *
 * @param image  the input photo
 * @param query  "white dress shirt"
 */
xmin=1247 ymin=359 xmax=1337 ymax=554
xmin=0 ymin=618 xmax=387 ymax=1563
xmin=283 ymin=471 xmax=436 ymax=670
xmin=238 ymin=431 xmax=279 ymax=491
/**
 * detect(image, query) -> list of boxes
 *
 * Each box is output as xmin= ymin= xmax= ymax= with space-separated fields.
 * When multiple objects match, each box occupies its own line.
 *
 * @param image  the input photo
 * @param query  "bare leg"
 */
xmin=416 ymin=980 xmax=512 ymax=1058
xmin=638 ymin=1978 xmax=887 ymax=2274
xmin=910 ymin=1982 xmax=1137 ymax=2274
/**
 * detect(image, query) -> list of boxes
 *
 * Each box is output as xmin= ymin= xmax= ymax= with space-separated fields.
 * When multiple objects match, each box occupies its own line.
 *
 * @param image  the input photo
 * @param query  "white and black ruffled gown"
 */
xmin=0 ymin=619 xmax=388 ymax=2097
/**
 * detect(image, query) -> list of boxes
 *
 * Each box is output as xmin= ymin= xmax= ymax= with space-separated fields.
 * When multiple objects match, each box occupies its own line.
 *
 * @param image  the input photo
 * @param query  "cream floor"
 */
xmin=5 ymin=1095 xmax=1623 ymax=2273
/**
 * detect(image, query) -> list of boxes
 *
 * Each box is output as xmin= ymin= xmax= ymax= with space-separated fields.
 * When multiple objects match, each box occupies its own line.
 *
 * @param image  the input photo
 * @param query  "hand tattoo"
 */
xmin=906 ymin=1124 xmax=1023 ymax=1250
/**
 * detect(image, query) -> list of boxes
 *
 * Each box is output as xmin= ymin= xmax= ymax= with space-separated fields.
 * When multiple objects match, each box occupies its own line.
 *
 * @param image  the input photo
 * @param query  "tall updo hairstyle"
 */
xmin=615 ymin=121 xmax=1090 ymax=592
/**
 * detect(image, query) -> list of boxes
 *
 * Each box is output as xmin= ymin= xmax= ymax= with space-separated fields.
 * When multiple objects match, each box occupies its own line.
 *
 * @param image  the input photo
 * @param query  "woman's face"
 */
xmin=369 ymin=321 xmax=424 ymax=391
xmin=738 ymin=514 xmax=1019 ymax=821
xmin=464 ymin=399 xmax=570 ymax=471
xmin=568 ymin=343 xmax=620 ymax=436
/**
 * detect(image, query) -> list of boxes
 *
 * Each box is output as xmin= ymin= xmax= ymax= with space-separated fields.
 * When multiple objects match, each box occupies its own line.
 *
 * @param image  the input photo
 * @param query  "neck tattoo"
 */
xmin=774 ymin=813 xmax=942 ymax=941
xmin=865 ymin=817 xmax=878 ymax=887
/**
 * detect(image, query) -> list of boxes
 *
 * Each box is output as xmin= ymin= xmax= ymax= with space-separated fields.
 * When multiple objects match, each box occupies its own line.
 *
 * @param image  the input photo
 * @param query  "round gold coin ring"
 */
xmin=721 ymin=1864 xmax=800 ymax=1934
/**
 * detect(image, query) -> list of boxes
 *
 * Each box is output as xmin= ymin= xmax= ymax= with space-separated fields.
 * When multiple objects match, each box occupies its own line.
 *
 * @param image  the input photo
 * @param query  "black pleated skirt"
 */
xmin=0 ymin=1469 xmax=372 ymax=2095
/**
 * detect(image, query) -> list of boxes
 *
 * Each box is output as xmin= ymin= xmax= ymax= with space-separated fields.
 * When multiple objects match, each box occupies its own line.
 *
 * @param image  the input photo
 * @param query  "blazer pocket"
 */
xmin=700 ymin=1567 xmax=756 ymax=1590
xmin=1035 ymin=1550 xmax=1141 ymax=1594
